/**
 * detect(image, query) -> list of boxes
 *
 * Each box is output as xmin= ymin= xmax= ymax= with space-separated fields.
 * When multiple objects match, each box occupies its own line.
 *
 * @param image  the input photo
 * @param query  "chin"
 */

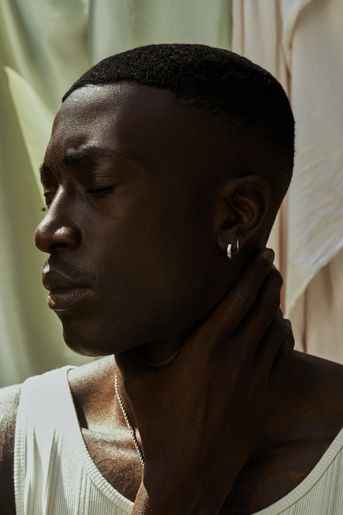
xmin=61 ymin=319 xmax=139 ymax=357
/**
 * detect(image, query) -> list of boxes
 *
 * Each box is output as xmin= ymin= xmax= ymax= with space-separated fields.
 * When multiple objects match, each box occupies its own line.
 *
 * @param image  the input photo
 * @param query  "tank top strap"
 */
xmin=14 ymin=365 xmax=133 ymax=515
xmin=14 ymin=366 xmax=76 ymax=515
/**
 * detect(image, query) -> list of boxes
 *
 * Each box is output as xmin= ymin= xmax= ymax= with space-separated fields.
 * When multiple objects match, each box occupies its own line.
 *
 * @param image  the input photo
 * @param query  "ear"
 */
xmin=214 ymin=175 xmax=271 ymax=254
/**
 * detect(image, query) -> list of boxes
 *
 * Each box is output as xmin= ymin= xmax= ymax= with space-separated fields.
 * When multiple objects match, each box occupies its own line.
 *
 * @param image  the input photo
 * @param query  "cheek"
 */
xmin=83 ymin=187 xmax=214 ymax=315
xmin=111 ymin=192 xmax=212 ymax=288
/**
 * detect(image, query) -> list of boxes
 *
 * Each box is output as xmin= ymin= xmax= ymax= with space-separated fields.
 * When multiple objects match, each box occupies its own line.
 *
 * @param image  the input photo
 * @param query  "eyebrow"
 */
xmin=63 ymin=146 xmax=125 ymax=165
xmin=39 ymin=146 xmax=125 ymax=183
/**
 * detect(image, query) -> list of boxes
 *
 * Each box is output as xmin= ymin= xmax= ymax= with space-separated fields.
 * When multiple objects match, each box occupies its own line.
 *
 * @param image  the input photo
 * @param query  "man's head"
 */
xmin=34 ymin=44 xmax=294 ymax=358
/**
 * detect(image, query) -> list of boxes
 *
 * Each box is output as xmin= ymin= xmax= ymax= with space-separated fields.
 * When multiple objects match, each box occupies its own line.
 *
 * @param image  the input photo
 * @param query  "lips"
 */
xmin=47 ymin=287 xmax=89 ymax=310
xmin=42 ymin=265 xmax=91 ymax=311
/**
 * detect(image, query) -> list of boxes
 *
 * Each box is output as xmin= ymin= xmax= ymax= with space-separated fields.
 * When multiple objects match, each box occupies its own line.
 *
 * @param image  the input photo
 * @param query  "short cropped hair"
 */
xmin=63 ymin=43 xmax=295 ymax=182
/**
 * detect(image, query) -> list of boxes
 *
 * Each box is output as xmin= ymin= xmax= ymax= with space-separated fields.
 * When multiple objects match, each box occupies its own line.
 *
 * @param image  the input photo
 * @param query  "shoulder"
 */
xmin=68 ymin=356 xmax=116 ymax=429
xmin=227 ymin=353 xmax=343 ymax=514
xmin=68 ymin=356 xmax=114 ymax=393
xmin=264 ymin=351 xmax=343 ymax=446
xmin=292 ymin=350 xmax=343 ymax=405
xmin=0 ymin=383 xmax=22 ymax=515
xmin=306 ymin=352 xmax=343 ymax=421
xmin=281 ymin=351 xmax=343 ymax=438
xmin=0 ymin=382 xmax=22 ymax=458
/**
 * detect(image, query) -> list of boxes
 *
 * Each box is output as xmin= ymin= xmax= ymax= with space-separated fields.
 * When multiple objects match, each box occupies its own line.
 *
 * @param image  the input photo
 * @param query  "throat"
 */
xmin=130 ymin=340 xmax=182 ymax=367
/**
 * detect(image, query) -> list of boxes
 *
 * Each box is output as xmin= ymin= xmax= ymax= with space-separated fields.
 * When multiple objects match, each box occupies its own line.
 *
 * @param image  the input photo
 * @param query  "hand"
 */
xmin=116 ymin=250 xmax=294 ymax=514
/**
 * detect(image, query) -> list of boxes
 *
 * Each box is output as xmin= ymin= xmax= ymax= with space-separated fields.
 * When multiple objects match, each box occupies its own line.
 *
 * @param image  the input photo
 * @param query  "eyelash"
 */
xmin=86 ymin=185 xmax=115 ymax=196
xmin=41 ymin=185 xmax=115 ymax=212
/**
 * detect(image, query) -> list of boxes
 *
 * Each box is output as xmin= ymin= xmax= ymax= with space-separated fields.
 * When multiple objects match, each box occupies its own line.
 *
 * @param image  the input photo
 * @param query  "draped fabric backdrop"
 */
xmin=232 ymin=0 xmax=343 ymax=364
xmin=0 ymin=0 xmax=232 ymax=387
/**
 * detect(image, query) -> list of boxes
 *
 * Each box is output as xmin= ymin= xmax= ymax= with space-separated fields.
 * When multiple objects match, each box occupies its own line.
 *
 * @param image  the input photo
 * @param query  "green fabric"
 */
xmin=0 ymin=0 xmax=231 ymax=387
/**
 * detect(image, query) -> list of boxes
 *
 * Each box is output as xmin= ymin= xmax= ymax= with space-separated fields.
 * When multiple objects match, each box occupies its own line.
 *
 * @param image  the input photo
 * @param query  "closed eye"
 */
xmin=87 ymin=185 xmax=115 ymax=196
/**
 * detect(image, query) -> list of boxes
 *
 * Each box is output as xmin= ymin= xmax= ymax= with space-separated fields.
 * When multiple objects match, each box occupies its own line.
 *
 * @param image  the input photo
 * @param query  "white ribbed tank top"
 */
xmin=14 ymin=366 xmax=343 ymax=515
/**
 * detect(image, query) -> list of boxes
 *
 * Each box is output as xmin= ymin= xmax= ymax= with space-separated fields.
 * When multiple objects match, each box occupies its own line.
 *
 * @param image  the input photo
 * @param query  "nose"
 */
xmin=34 ymin=204 xmax=82 ymax=254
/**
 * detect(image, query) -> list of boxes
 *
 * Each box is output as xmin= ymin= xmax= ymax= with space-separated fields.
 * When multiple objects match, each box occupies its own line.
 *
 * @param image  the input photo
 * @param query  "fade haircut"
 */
xmin=63 ymin=43 xmax=295 ymax=188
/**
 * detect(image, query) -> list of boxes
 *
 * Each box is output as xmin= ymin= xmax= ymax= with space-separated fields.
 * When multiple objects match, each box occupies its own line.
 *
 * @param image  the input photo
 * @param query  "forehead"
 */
xmin=48 ymin=83 xmax=177 ymax=159
xmin=45 ymin=82 xmax=252 ymax=193
xmin=47 ymin=83 xmax=237 ymax=168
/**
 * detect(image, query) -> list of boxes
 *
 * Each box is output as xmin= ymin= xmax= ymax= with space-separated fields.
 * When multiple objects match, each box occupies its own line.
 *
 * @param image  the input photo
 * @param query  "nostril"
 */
xmin=34 ymin=225 xmax=81 ymax=253
xmin=50 ymin=242 xmax=70 ymax=251
xmin=53 ymin=227 xmax=82 ymax=251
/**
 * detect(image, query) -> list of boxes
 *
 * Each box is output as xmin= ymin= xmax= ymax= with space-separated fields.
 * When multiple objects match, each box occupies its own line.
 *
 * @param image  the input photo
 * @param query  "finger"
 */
xmin=268 ymin=334 xmax=295 ymax=391
xmin=283 ymin=319 xmax=294 ymax=339
xmin=257 ymin=318 xmax=295 ymax=386
xmin=229 ymin=269 xmax=282 ymax=356
xmin=254 ymin=315 xmax=287 ymax=370
xmin=203 ymin=249 xmax=275 ymax=341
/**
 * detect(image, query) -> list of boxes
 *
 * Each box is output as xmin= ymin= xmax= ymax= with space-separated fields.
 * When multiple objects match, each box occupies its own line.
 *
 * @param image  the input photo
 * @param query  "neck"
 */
xmin=133 ymin=340 xmax=183 ymax=366
xmin=113 ymin=338 xmax=183 ymax=434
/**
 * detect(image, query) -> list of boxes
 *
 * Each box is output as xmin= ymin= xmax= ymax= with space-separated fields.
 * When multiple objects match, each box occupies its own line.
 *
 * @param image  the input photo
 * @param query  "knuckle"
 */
xmin=259 ymin=254 xmax=273 ymax=274
xmin=285 ymin=332 xmax=295 ymax=349
xmin=248 ymin=253 xmax=272 ymax=285
xmin=265 ymin=286 xmax=281 ymax=310
xmin=284 ymin=318 xmax=293 ymax=334
xmin=280 ymin=318 xmax=295 ymax=343
xmin=270 ymin=267 xmax=283 ymax=287
xmin=235 ymin=289 xmax=254 ymax=307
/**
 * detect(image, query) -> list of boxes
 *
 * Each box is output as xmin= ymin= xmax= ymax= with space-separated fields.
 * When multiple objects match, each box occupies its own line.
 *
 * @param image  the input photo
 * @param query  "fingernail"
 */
xmin=262 ymin=248 xmax=275 ymax=265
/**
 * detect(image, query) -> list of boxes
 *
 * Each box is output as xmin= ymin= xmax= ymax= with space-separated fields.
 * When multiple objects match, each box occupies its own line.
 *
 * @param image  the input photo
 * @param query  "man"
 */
xmin=1 ymin=44 xmax=342 ymax=515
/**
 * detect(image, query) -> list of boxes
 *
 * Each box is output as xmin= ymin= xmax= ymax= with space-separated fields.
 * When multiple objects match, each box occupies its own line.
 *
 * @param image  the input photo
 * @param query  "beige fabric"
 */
xmin=292 ymin=250 xmax=343 ymax=364
xmin=232 ymin=0 xmax=343 ymax=362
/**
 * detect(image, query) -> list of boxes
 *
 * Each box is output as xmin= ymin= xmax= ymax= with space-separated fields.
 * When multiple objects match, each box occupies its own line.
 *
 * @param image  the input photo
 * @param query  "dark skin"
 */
xmin=1 ymin=82 xmax=343 ymax=514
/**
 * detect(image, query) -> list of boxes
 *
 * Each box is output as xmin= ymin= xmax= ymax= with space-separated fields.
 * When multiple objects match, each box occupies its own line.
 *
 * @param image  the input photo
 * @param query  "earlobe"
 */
xmin=215 ymin=175 xmax=271 ymax=255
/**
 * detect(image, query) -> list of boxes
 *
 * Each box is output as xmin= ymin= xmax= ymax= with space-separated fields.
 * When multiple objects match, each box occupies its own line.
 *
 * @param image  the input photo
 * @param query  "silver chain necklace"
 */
xmin=114 ymin=375 xmax=145 ymax=467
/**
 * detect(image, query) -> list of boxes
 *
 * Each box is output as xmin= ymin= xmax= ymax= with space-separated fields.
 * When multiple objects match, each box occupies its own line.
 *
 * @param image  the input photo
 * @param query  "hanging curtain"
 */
xmin=232 ymin=0 xmax=343 ymax=363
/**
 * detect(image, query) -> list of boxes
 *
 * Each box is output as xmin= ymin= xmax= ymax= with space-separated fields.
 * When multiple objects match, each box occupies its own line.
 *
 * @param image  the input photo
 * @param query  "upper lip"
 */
xmin=42 ymin=267 xmax=89 ymax=292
